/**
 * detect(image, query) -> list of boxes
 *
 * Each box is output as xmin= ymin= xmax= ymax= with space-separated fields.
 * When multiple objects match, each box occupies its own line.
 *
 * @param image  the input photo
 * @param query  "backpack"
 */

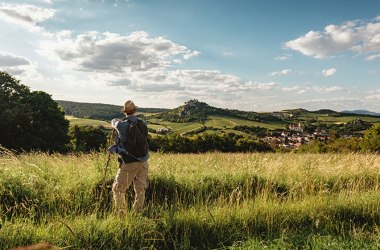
xmin=123 ymin=119 xmax=148 ymax=158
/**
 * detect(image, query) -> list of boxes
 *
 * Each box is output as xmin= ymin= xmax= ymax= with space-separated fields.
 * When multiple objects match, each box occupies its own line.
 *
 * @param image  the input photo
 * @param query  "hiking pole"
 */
xmin=97 ymin=129 xmax=117 ymax=211
xmin=98 ymin=152 xmax=111 ymax=207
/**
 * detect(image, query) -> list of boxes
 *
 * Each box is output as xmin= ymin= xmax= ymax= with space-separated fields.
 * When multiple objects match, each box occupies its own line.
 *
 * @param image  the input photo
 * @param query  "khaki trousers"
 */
xmin=112 ymin=161 xmax=149 ymax=215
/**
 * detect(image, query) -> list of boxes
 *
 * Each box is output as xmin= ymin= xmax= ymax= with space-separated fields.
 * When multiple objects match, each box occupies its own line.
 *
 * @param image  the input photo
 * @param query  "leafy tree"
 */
xmin=337 ymin=119 xmax=372 ymax=136
xmin=297 ymin=140 xmax=327 ymax=153
xmin=235 ymin=137 xmax=272 ymax=152
xmin=325 ymin=138 xmax=361 ymax=153
xmin=68 ymin=125 xmax=107 ymax=152
xmin=360 ymin=124 xmax=380 ymax=152
xmin=0 ymin=71 xmax=69 ymax=152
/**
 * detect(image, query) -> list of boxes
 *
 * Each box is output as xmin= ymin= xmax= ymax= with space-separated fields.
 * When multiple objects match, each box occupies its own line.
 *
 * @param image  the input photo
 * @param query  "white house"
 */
xmin=289 ymin=123 xmax=304 ymax=132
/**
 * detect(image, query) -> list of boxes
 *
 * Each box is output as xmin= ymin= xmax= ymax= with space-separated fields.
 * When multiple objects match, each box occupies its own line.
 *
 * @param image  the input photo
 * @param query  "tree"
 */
xmin=68 ymin=125 xmax=107 ymax=152
xmin=360 ymin=124 xmax=380 ymax=153
xmin=0 ymin=71 xmax=69 ymax=152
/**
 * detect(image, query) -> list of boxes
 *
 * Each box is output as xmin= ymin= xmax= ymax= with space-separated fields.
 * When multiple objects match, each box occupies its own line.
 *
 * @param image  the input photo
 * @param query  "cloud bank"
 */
xmin=42 ymin=31 xmax=200 ymax=72
xmin=285 ymin=17 xmax=380 ymax=60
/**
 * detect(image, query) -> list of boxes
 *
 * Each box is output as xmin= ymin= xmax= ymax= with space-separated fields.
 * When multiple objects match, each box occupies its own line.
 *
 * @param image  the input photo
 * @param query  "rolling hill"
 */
xmin=341 ymin=110 xmax=380 ymax=117
xmin=57 ymin=99 xmax=380 ymax=138
xmin=56 ymin=100 xmax=169 ymax=121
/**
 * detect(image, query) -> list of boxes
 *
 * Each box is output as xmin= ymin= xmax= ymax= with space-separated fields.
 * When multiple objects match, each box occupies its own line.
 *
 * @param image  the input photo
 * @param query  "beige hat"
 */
xmin=122 ymin=100 xmax=137 ymax=113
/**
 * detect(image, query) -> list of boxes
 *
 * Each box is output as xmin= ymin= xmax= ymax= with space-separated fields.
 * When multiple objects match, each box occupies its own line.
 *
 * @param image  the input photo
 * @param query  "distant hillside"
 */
xmin=56 ymin=100 xmax=168 ymax=121
xmin=341 ymin=110 xmax=380 ymax=117
xmin=59 ymin=99 xmax=380 ymax=139
xmin=154 ymin=99 xmax=282 ymax=123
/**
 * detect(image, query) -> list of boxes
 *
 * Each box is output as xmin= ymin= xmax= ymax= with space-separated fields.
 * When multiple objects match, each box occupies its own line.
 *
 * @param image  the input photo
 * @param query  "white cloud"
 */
xmin=365 ymin=89 xmax=380 ymax=100
xmin=134 ymin=82 xmax=185 ymax=92
xmin=0 ymin=4 xmax=55 ymax=28
xmin=313 ymin=85 xmax=343 ymax=93
xmin=38 ymin=29 xmax=283 ymax=96
xmin=281 ymin=84 xmax=343 ymax=94
xmin=322 ymin=68 xmax=337 ymax=76
xmin=274 ymin=54 xmax=292 ymax=61
xmin=281 ymin=85 xmax=308 ymax=94
xmin=37 ymin=0 xmax=53 ymax=3
xmin=222 ymin=51 xmax=235 ymax=57
xmin=0 ymin=51 xmax=30 ymax=67
xmin=0 ymin=51 xmax=41 ymax=79
xmin=183 ymin=50 xmax=201 ymax=60
xmin=40 ymin=31 xmax=200 ymax=73
xmin=286 ymin=96 xmax=365 ymax=111
xmin=240 ymin=81 xmax=278 ymax=91
xmin=365 ymin=53 xmax=380 ymax=61
xmin=170 ymin=70 xmax=240 ymax=86
xmin=285 ymin=17 xmax=380 ymax=60
xmin=270 ymin=69 xmax=292 ymax=76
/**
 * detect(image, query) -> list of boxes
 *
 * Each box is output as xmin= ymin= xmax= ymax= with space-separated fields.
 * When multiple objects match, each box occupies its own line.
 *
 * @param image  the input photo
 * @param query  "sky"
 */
xmin=0 ymin=0 xmax=380 ymax=112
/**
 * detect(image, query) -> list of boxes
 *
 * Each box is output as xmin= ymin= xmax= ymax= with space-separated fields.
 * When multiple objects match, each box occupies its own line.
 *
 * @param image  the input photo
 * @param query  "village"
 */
xmin=261 ymin=123 xmax=330 ymax=149
xmin=149 ymin=120 xmax=370 ymax=150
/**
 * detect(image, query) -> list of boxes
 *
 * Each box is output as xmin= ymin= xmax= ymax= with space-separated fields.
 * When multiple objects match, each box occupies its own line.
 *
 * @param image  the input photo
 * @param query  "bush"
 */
xmin=360 ymin=124 xmax=380 ymax=153
xmin=69 ymin=125 xmax=107 ymax=152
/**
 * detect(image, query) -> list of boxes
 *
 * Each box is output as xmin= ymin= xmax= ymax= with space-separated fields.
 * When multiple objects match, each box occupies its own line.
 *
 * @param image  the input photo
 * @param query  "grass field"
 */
xmin=1 ymin=150 xmax=380 ymax=249
xmin=294 ymin=113 xmax=380 ymax=125
xmin=66 ymin=114 xmax=380 ymax=139
xmin=316 ymin=115 xmax=380 ymax=124
xmin=65 ymin=115 xmax=113 ymax=129
xmin=206 ymin=115 xmax=284 ymax=130
xmin=148 ymin=115 xmax=283 ymax=136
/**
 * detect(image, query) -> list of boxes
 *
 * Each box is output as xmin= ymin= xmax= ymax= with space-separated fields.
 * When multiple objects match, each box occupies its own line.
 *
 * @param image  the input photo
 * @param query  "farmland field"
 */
xmin=65 ymin=115 xmax=113 ymax=129
xmin=148 ymin=115 xmax=284 ymax=136
xmin=1 ymin=151 xmax=380 ymax=249
xmin=315 ymin=115 xmax=380 ymax=124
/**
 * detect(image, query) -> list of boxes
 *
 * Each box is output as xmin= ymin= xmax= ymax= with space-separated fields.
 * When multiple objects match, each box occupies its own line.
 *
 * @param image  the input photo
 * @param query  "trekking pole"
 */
xmin=97 ymin=129 xmax=117 ymax=211
xmin=98 ymin=152 xmax=111 ymax=206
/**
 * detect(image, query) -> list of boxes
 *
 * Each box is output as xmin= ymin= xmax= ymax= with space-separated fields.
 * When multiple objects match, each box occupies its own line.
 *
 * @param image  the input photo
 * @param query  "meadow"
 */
xmin=1 ymin=150 xmax=380 ymax=249
xmin=65 ymin=116 xmax=113 ymax=129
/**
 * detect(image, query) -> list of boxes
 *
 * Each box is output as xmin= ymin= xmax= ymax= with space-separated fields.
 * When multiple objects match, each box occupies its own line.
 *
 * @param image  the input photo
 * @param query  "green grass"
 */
xmin=148 ymin=115 xmax=283 ymax=136
xmin=206 ymin=115 xmax=284 ymax=130
xmin=65 ymin=115 xmax=112 ymax=129
xmin=1 ymin=151 xmax=380 ymax=249
xmin=148 ymin=118 xmax=203 ymax=134
xmin=316 ymin=115 xmax=380 ymax=124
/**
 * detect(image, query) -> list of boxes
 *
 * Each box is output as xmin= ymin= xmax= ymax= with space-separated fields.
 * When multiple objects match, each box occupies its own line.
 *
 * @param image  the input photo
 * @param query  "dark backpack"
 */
xmin=123 ymin=119 xmax=148 ymax=158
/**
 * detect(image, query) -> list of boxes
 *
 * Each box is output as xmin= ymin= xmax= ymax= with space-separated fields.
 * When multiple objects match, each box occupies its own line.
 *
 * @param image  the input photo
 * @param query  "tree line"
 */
xmin=297 ymin=125 xmax=380 ymax=153
xmin=149 ymin=133 xmax=272 ymax=153
xmin=57 ymin=100 xmax=168 ymax=121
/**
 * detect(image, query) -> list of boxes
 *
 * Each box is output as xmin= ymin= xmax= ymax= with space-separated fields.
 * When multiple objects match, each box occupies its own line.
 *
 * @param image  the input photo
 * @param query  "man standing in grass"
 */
xmin=109 ymin=100 xmax=149 ymax=217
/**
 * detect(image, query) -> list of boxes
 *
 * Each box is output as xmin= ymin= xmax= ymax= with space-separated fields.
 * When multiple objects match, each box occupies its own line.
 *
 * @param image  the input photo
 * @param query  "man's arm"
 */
xmin=111 ymin=118 xmax=121 ymax=129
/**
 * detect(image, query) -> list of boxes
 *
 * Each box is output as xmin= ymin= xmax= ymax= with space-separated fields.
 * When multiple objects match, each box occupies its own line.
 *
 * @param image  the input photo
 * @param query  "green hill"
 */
xmin=65 ymin=115 xmax=113 ymax=129
xmin=154 ymin=99 xmax=282 ymax=123
xmin=58 ymin=99 xmax=380 ymax=138
xmin=56 ymin=100 xmax=168 ymax=121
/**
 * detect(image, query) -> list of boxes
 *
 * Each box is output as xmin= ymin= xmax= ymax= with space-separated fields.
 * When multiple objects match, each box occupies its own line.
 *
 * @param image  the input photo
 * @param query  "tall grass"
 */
xmin=1 ymin=150 xmax=380 ymax=249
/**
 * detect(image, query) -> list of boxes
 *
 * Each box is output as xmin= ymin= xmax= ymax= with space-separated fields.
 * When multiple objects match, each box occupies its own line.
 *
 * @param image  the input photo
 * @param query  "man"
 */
xmin=109 ymin=100 xmax=149 ymax=216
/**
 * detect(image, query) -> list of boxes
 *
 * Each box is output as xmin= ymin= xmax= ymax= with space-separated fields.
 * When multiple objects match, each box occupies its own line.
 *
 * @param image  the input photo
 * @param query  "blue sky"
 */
xmin=0 ymin=0 xmax=379 ymax=112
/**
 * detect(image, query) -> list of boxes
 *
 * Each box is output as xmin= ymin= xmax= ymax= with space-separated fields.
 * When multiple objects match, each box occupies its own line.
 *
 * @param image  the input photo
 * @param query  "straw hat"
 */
xmin=122 ymin=100 xmax=137 ymax=114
